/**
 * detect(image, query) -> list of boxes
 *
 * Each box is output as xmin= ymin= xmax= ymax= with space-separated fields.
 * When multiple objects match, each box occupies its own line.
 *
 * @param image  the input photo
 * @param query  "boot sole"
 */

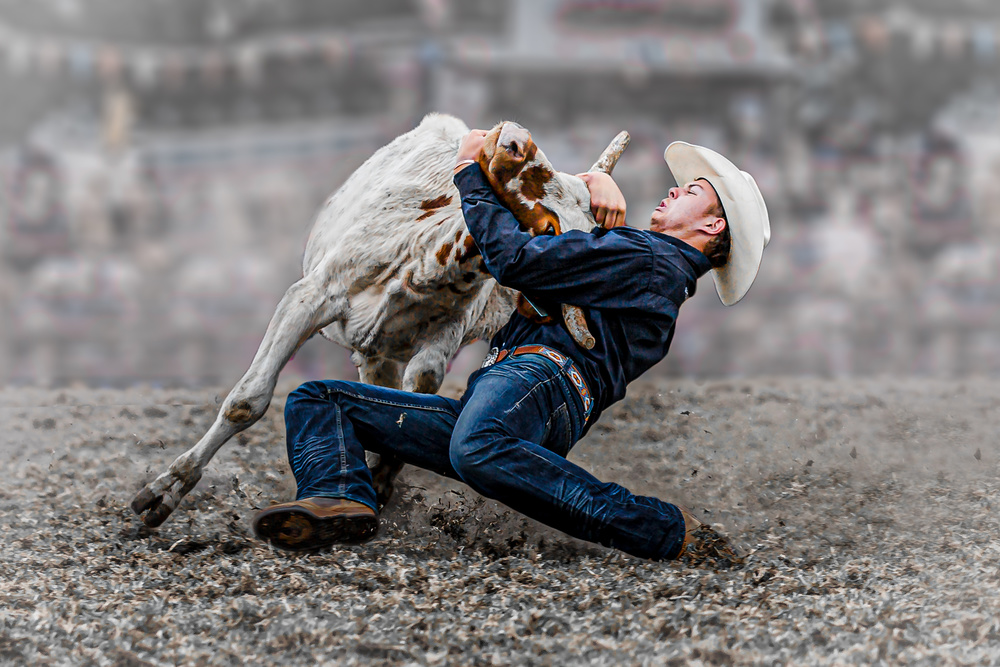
xmin=252 ymin=506 xmax=378 ymax=552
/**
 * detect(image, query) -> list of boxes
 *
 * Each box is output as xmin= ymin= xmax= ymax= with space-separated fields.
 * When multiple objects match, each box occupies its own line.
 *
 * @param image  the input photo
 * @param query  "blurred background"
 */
xmin=1 ymin=0 xmax=999 ymax=388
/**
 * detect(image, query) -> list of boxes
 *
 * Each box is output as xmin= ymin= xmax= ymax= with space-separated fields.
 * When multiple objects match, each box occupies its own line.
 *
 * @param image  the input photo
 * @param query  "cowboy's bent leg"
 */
xmin=283 ymin=379 xmax=463 ymax=511
xmin=449 ymin=356 xmax=687 ymax=561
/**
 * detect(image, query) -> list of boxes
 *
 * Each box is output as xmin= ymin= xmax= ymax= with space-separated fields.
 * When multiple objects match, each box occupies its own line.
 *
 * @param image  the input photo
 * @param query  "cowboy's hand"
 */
xmin=577 ymin=172 xmax=626 ymax=229
xmin=455 ymin=129 xmax=489 ymax=172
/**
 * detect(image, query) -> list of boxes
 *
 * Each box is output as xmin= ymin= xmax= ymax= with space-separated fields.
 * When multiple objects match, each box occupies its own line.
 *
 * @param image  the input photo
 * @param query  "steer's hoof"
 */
xmin=130 ymin=486 xmax=159 ymax=515
xmin=368 ymin=454 xmax=403 ymax=513
xmin=143 ymin=501 xmax=175 ymax=528
xmin=375 ymin=483 xmax=395 ymax=513
xmin=131 ymin=487 xmax=174 ymax=527
xmin=130 ymin=471 xmax=201 ymax=527
xmin=371 ymin=464 xmax=399 ymax=512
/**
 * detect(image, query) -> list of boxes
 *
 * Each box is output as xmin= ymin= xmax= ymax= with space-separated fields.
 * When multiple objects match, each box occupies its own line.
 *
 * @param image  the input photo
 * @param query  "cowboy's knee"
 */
xmin=284 ymin=380 xmax=343 ymax=416
xmin=319 ymin=379 xmax=357 ymax=402
xmin=449 ymin=430 xmax=497 ymax=488
xmin=286 ymin=380 xmax=325 ymax=406
xmin=285 ymin=379 xmax=368 ymax=421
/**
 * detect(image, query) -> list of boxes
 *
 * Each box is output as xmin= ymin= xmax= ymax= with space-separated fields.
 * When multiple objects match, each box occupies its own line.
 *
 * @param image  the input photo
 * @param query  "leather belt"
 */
xmin=481 ymin=344 xmax=593 ymax=419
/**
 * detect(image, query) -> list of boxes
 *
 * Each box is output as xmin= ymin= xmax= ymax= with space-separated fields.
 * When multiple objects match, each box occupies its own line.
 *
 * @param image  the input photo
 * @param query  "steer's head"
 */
xmin=477 ymin=121 xmax=629 ymax=238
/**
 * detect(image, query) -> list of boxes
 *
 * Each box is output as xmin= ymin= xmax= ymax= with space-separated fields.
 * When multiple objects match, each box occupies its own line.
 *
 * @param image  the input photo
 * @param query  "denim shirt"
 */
xmin=454 ymin=165 xmax=711 ymax=433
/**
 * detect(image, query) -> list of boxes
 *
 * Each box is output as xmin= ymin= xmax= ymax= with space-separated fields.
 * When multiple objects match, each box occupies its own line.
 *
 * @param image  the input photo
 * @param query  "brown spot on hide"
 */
xmin=421 ymin=194 xmax=452 ymax=210
xmin=524 ymin=140 xmax=538 ymax=164
xmin=417 ymin=194 xmax=453 ymax=222
xmin=436 ymin=242 xmax=454 ymax=265
xmin=454 ymin=230 xmax=463 ymax=243
xmin=457 ymin=235 xmax=480 ymax=262
xmin=520 ymin=165 xmax=553 ymax=201
xmin=225 ymin=400 xmax=256 ymax=424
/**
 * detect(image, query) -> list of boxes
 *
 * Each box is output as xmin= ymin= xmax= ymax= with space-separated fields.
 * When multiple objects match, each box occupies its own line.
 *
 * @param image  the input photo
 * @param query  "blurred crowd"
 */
xmin=2 ymin=0 xmax=1000 ymax=387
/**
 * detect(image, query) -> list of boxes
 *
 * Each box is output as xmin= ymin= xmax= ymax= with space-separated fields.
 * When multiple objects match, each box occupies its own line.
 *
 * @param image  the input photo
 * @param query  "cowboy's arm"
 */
xmin=454 ymin=166 xmax=660 ymax=309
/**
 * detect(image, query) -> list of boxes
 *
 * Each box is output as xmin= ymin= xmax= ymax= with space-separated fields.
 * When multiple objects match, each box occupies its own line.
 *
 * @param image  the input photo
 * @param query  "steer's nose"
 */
xmin=498 ymin=122 xmax=531 ymax=161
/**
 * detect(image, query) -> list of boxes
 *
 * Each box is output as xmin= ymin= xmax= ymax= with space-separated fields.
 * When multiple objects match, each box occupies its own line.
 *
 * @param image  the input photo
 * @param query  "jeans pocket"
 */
xmin=541 ymin=403 xmax=573 ymax=457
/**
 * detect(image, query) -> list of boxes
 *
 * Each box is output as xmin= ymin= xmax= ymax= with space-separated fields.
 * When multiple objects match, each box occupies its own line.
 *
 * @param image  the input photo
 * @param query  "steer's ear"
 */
xmin=589 ymin=131 xmax=631 ymax=175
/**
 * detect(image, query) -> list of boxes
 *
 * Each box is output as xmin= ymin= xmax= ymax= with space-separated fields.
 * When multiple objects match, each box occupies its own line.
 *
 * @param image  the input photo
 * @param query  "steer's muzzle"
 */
xmin=497 ymin=122 xmax=531 ymax=162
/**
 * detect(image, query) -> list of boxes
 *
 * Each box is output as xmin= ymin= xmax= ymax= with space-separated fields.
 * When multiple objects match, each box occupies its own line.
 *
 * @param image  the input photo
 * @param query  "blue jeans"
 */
xmin=283 ymin=353 xmax=686 ymax=560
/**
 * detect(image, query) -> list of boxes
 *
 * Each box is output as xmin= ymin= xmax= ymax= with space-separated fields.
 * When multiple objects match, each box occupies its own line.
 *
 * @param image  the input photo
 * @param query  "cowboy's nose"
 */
xmin=668 ymin=187 xmax=679 ymax=199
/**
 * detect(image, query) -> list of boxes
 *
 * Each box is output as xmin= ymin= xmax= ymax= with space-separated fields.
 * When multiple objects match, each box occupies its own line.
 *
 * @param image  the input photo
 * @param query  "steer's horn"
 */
xmin=588 ymin=131 xmax=631 ymax=175
xmin=563 ymin=304 xmax=595 ymax=350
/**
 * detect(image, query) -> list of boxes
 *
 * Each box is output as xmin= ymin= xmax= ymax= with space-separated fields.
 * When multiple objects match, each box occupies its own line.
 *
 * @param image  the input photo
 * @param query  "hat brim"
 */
xmin=664 ymin=141 xmax=770 ymax=306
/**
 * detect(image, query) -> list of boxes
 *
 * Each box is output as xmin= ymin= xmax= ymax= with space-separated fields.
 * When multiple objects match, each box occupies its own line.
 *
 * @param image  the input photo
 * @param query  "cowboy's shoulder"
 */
xmin=646 ymin=235 xmax=701 ymax=305
xmin=591 ymin=227 xmax=690 ymax=306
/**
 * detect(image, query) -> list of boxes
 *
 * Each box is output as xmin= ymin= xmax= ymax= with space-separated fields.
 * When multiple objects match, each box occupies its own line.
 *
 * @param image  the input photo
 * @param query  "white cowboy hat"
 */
xmin=664 ymin=141 xmax=771 ymax=306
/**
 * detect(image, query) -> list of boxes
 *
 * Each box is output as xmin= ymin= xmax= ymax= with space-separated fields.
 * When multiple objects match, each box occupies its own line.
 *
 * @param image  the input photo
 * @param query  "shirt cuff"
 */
xmin=453 ymin=163 xmax=495 ymax=199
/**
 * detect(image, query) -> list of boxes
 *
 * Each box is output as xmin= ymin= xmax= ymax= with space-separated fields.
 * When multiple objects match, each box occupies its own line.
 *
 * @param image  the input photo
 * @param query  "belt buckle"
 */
xmin=481 ymin=346 xmax=499 ymax=368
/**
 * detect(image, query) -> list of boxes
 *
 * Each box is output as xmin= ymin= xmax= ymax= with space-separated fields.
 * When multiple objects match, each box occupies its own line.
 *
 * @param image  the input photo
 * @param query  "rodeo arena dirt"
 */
xmin=2 ymin=376 xmax=1000 ymax=666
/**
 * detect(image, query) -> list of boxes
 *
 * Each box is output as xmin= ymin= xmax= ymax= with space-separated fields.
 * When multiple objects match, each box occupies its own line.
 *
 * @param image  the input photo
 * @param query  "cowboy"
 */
xmin=252 ymin=131 xmax=770 ymax=561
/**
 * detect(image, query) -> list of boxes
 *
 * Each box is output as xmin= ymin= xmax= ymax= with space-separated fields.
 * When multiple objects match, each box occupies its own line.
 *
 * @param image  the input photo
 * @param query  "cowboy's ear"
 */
xmin=703 ymin=216 xmax=726 ymax=236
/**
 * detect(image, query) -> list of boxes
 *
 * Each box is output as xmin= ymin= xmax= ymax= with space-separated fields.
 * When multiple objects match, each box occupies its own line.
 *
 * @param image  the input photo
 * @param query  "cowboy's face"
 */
xmin=649 ymin=178 xmax=723 ymax=237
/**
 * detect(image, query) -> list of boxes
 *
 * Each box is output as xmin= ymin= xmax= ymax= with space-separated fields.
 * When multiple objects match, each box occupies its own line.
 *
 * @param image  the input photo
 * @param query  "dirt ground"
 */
xmin=2 ymin=376 xmax=999 ymax=666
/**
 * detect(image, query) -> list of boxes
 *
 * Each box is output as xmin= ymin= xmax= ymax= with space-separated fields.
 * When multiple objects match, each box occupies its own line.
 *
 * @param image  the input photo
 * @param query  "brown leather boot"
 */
xmin=252 ymin=497 xmax=378 ymax=552
xmin=677 ymin=505 xmax=703 ymax=557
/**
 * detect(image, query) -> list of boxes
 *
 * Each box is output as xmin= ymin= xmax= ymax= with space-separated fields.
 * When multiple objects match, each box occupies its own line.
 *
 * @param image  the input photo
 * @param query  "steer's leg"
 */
xmin=131 ymin=274 xmax=342 ymax=527
xmin=353 ymin=268 xmax=416 ymax=356
xmin=354 ymin=353 xmax=403 ymax=389
xmin=401 ymin=346 xmax=452 ymax=394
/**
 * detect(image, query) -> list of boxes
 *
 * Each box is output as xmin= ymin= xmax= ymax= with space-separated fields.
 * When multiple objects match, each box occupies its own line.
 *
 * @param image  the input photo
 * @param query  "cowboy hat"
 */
xmin=664 ymin=141 xmax=770 ymax=306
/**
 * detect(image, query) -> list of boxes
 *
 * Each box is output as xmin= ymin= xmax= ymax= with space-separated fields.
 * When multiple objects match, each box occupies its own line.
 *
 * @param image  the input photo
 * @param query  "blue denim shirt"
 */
xmin=455 ymin=165 xmax=711 ymax=432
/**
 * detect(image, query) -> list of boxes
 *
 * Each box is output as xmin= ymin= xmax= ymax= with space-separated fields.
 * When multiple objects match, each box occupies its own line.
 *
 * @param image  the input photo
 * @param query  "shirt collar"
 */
xmin=657 ymin=233 xmax=713 ymax=278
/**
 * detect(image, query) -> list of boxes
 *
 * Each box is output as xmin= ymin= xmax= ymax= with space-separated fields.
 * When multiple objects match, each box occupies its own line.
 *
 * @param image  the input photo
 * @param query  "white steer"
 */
xmin=132 ymin=113 xmax=629 ymax=527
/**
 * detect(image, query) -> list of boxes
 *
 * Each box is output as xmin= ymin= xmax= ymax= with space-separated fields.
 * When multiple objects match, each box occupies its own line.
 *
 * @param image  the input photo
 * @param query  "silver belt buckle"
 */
xmin=481 ymin=346 xmax=499 ymax=368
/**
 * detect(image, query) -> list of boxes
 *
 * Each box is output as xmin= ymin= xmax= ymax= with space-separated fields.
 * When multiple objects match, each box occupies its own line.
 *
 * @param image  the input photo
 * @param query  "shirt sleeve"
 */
xmin=454 ymin=165 xmax=678 ymax=311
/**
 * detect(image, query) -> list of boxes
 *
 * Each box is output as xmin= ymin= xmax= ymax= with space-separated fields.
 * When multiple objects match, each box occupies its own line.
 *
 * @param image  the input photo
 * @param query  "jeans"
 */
xmin=283 ymin=353 xmax=686 ymax=560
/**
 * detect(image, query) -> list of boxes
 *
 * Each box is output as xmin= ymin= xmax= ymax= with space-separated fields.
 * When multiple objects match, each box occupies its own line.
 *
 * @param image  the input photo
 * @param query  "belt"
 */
xmin=481 ymin=344 xmax=594 ymax=419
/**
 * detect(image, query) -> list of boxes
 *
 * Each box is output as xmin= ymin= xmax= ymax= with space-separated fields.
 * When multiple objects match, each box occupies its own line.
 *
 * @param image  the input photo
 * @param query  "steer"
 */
xmin=131 ymin=113 xmax=629 ymax=527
